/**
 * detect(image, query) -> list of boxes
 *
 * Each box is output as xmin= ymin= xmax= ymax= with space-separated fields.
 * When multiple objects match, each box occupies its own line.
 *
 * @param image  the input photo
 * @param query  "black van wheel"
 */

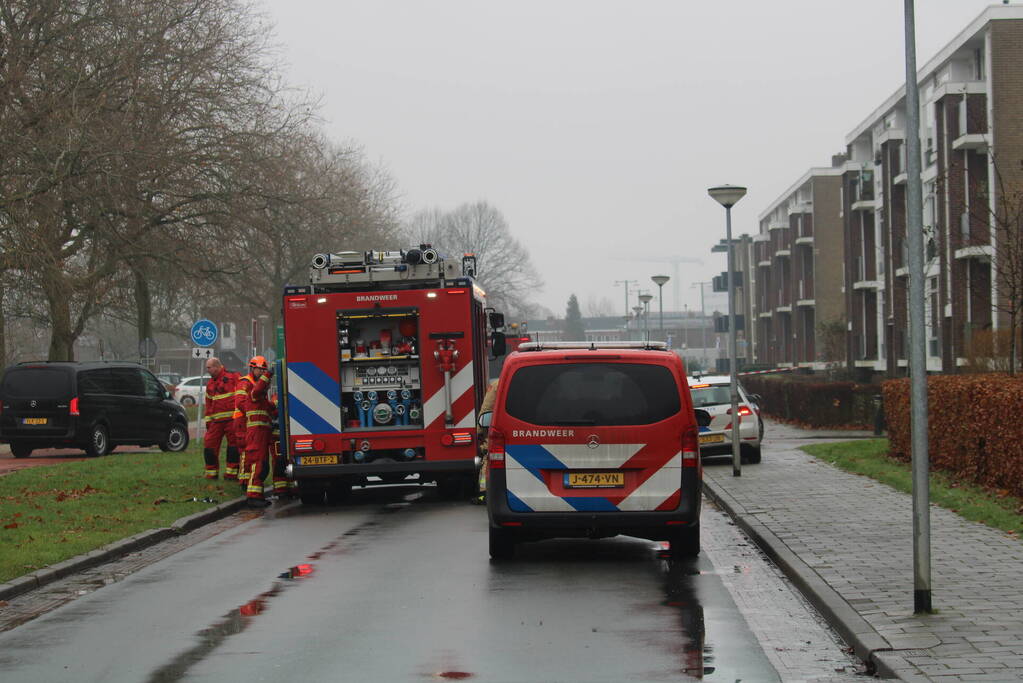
xmin=160 ymin=423 xmax=189 ymax=452
xmin=489 ymin=527 xmax=515 ymax=560
xmin=670 ymin=525 xmax=700 ymax=559
xmin=11 ymin=445 xmax=32 ymax=459
xmin=84 ymin=424 xmax=110 ymax=457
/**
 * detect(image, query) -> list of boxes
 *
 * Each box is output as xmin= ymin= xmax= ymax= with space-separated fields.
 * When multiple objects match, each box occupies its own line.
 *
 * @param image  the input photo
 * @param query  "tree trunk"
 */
xmin=0 ymin=281 xmax=6 ymax=367
xmin=1010 ymin=311 xmax=1018 ymax=377
xmin=44 ymin=279 xmax=76 ymax=361
xmin=133 ymin=265 xmax=153 ymax=346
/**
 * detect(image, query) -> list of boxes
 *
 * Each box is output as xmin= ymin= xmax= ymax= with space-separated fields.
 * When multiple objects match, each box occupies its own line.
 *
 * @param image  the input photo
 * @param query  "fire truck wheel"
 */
xmin=325 ymin=481 xmax=351 ymax=505
xmin=669 ymin=525 xmax=700 ymax=559
xmin=489 ymin=527 xmax=515 ymax=561
xmin=297 ymin=481 xmax=326 ymax=505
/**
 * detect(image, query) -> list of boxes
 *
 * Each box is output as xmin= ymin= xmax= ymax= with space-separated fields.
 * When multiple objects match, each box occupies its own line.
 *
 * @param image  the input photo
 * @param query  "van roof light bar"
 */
xmin=518 ymin=341 xmax=668 ymax=352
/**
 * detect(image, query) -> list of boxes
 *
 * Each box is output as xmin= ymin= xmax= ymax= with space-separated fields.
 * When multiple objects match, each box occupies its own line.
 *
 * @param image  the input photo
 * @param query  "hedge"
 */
xmin=882 ymin=374 xmax=1023 ymax=497
xmin=741 ymin=375 xmax=878 ymax=428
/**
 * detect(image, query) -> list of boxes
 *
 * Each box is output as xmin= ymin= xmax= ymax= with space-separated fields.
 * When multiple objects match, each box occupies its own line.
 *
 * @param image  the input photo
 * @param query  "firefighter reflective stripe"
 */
xmin=233 ymin=387 xmax=247 ymax=419
xmin=422 ymin=363 xmax=474 ymax=427
xmin=286 ymin=362 xmax=342 ymax=436
xmin=207 ymin=392 xmax=234 ymax=401
xmin=206 ymin=410 xmax=234 ymax=421
xmin=247 ymin=409 xmax=271 ymax=427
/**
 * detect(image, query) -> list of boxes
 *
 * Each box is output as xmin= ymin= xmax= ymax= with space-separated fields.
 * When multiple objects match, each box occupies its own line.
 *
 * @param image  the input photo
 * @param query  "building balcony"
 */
xmin=787 ymin=202 xmax=812 ymax=216
xmin=954 ymin=244 xmax=994 ymax=261
xmin=796 ymin=298 xmax=815 ymax=307
xmin=768 ymin=219 xmax=788 ymax=231
xmin=851 ymin=198 xmax=878 ymax=211
xmin=775 ymin=305 xmax=792 ymax=313
xmin=895 ymin=266 xmax=908 ymax=278
xmin=794 ymin=235 xmax=813 ymax=246
xmin=758 ymin=311 xmax=772 ymax=319
xmin=853 ymin=279 xmax=882 ymax=290
xmin=774 ymin=249 xmax=791 ymax=258
xmin=757 ymin=259 xmax=771 ymax=267
xmin=952 ymin=133 xmax=989 ymax=152
xmin=893 ymin=172 xmax=907 ymax=186
xmin=752 ymin=233 xmax=770 ymax=243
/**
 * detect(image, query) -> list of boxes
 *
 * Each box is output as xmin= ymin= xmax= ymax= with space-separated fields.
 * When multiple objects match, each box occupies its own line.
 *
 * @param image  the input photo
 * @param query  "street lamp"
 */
xmin=651 ymin=275 xmax=670 ymax=338
xmin=639 ymin=293 xmax=653 ymax=342
xmin=708 ymin=184 xmax=747 ymax=477
xmin=632 ymin=305 xmax=644 ymax=340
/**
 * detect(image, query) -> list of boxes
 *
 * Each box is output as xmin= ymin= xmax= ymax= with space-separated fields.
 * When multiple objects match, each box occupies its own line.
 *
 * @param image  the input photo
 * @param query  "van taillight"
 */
xmin=681 ymin=425 xmax=699 ymax=468
xmin=69 ymin=397 xmax=80 ymax=416
xmin=488 ymin=427 xmax=506 ymax=469
xmin=727 ymin=405 xmax=753 ymax=417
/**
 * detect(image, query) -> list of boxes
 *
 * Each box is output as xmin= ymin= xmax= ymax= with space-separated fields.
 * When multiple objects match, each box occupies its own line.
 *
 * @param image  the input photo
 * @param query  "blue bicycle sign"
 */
xmin=191 ymin=319 xmax=219 ymax=347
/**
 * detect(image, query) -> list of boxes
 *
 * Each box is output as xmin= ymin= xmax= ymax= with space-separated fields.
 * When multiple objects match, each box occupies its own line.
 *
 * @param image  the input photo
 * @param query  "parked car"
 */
xmin=156 ymin=372 xmax=182 ymax=395
xmin=687 ymin=375 xmax=763 ymax=463
xmin=0 ymin=361 xmax=189 ymax=458
xmin=174 ymin=375 xmax=209 ymax=406
xmin=485 ymin=341 xmax=702 ymax=560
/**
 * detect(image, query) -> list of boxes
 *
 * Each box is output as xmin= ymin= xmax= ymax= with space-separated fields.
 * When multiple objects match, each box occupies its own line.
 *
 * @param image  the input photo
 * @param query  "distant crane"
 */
xmin=613 ymin=255 xmax=703 ymax=312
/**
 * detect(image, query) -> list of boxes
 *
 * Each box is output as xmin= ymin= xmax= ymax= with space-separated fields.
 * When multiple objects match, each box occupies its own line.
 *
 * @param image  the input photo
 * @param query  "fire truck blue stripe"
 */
xmin=562 ymin=496 xmax=620 ymax=512
xmin=505 ymin=444 xmax=567 ymax=482
xmin=286 ymin=394 xmax=340 ymax=435
xmin=506 ymin=490 xmax=532 ymax=512
xmin=288 ymin=362 xmax=341 ymax=407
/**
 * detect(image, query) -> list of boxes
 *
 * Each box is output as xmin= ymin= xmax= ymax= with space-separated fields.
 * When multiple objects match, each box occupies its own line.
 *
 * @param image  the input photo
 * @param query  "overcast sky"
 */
xmin=257 ymin=0 xmax=999 ymax=318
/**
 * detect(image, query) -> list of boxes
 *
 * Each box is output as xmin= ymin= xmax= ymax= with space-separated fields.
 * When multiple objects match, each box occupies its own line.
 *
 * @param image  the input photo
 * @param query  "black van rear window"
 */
xmin=505 ymin=362 xmax=681 ymax=426
xmin=1 ymin=367 xmax=72 ymax=399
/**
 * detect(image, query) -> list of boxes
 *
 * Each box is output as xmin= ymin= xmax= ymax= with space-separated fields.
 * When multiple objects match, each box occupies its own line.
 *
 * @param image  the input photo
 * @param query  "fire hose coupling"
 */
xmin=433 ymin=339 xmax=459 ymax=371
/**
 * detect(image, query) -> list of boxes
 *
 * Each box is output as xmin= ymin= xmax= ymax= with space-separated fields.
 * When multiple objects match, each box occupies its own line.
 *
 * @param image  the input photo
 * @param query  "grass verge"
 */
xmin=0 ymin=443 xmax=239 ymax=583
xmin=801 ymin=439 xmax=1023 ymax=537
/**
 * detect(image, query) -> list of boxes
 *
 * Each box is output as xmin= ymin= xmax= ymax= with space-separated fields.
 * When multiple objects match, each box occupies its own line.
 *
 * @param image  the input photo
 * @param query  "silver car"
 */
xmin=687 ymin=375 xmax=762 ymax=463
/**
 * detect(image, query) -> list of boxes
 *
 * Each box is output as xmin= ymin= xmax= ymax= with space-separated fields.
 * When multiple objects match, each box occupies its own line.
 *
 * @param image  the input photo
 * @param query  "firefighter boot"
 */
xmin=224 ymin=446 xmax=240 ymax=481
xmin=202 ymin=448 xmax=219 ymax=479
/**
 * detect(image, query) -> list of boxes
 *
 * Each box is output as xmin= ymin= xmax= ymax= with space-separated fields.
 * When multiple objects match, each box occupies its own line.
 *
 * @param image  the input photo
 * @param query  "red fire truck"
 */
xmin=280 ymin=247 xmax=505 ymax=504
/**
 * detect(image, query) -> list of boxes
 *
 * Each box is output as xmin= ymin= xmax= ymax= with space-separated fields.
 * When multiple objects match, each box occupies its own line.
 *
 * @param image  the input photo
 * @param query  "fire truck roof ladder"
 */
xmin=308 ymin=249 xmax=464 ymax=291
xmin=518 ymin=341 xmax=669 ymax=352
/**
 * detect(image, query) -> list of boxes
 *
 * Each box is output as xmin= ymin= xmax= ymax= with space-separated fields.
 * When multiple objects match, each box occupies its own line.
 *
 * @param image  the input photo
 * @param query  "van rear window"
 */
xmin=505 ymin=362 xmax=680 ymax=426
xmin=1 ymin=368 xmax=72 ymax=399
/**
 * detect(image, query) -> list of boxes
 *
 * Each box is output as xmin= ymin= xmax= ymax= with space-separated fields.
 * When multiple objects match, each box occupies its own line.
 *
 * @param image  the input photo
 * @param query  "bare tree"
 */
xmin=585 ymin=294 xmax=616 ymax=318
xmin=407 ymin=200 xmax=543 ymax=316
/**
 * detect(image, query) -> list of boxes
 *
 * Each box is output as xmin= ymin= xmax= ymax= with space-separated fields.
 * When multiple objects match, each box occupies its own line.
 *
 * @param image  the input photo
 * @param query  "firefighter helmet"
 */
xmin=249 ymin=355 xmax=269 ymax=370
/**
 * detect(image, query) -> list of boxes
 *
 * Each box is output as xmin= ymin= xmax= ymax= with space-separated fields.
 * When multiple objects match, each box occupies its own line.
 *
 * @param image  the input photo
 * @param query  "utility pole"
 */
xmin=903 ymin=0 xmax=932 ymax=614
xmin=615 ymin=279 xmax=639 ymax=341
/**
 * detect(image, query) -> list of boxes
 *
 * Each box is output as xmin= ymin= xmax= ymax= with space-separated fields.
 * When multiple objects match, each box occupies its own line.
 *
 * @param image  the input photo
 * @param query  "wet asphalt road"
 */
xmin=0 ymin=482 xmax=863 ymax=682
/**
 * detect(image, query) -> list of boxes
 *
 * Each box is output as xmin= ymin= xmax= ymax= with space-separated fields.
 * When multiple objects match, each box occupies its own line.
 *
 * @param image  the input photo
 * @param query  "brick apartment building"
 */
xmin=748 ymin=166 xmax=845 ymax=369
xmin=746 ymin=5 xmax=1023 ymax=375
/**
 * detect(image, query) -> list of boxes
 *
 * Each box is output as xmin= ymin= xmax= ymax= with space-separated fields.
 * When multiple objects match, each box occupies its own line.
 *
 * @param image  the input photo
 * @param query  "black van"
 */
xmin=0 ymin=362 xmax=189 ymax=458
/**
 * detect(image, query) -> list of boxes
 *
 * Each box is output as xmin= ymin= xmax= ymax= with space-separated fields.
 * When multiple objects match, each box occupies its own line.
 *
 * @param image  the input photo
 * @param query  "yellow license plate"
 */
xmin=699 ymin=434 xmax=725 ymax=444
xmin=23 ymin=418 xmax=48 ymax=425
xmin=301 ymin=455 xmax=338 ymax=465
xmin=565 ymin=472 xmax=624 ymax=488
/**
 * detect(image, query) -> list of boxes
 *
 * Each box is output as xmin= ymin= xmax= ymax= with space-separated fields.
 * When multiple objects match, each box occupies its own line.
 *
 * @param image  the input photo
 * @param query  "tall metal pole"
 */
xmin=692 ymin=281 xmax=711 ymax=376
xmin=615 ymin=279 xmax=638 ymax=341
xmin=903 ymin=0 xmax=932 ymax=614
xmin=725 ymin=207 xmax=741 ymax=477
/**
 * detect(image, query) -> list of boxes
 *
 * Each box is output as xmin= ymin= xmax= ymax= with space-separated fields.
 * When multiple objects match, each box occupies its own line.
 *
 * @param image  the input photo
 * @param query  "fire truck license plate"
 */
xmin=301 ymin=455 xmax=338 ymax=465
xmin=699 ymin=434 xmax=725 ymax=444
xmin=564 ymin=472 xmax=624 ymax=488
xmin=23 ymin=418 xmax=48 ymax=425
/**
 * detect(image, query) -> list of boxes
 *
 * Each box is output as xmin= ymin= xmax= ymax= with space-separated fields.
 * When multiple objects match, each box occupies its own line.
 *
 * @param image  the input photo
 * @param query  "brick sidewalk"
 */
xmin=703 ymin=419 xmax=1023 ymax=681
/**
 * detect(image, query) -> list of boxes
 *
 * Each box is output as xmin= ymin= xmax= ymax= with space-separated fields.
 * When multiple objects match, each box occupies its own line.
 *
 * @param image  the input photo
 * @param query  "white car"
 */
xmin=174 ymin=375 xmax=209 ymax=406
xmin=687 ymin=375 xmax=763 ymax=463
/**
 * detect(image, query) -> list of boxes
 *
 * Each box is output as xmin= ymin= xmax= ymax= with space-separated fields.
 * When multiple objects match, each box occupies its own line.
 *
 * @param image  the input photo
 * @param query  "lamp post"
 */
xmin=691 ymin=281 xmax=711 ymax=369
xmin=639 ymin=293 xmax=653 ymax=342
xmin=651 ymin=275 xmax=670 ymax=339
xmin=615 ymin=280 xmax=639 ymax=341
xmin=632 ymin=305 xmax=644 ymax=339
xmin=708 ymin=184 xmax=747 ymax=477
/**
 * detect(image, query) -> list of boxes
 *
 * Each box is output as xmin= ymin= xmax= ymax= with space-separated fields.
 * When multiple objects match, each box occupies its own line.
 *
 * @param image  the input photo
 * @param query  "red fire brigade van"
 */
xmin=280 ymin=247 xmax=504 ymax=504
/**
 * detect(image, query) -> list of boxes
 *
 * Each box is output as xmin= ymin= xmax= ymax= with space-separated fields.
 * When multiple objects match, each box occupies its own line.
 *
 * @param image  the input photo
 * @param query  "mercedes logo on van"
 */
xmin=586 ymin=434 xmax=600 ymax=449
xmin=30 ymin=400 xmax=37 ymax=408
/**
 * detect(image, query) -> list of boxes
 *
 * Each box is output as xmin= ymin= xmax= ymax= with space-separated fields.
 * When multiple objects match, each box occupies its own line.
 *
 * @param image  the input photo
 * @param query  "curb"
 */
xmin=0 ymin=496 xmax=248 ymax=603
xmin=702 ymin=478 xmax=898 ymax=679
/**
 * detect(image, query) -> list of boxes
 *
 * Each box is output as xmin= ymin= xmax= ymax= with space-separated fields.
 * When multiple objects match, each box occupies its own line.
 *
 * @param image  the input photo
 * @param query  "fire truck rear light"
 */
xmin=317 ymin=297 xmax=327 ymax=303
xmin=447 ymin=290 xmax=466 ymax=295
xmin=287 ymin=296 xmax=306 ymax=302
xmin=313 ymin=439 xmax=325 ymax=451
xmin=426 ymin=292 xmax=438 ymax=298
xmin=441 ymin=433 xmax=454 ymax=446
xmin=451 ymin=431 xmax=473 ymax=445
xmin=294 ymin=439 xmax=314 ymax=451
xmin=70 ymin=397 xmax=80 ymax=416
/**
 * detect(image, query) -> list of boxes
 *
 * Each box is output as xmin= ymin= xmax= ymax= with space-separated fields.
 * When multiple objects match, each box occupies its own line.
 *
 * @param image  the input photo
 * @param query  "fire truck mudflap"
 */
xmin=281 ymin=248 xmax=503 ymax=503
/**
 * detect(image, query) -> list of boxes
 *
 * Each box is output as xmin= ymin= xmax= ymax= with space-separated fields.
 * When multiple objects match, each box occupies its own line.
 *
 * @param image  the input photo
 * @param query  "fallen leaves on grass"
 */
xmin=54 ymin=485 xmax=100 ymax=502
